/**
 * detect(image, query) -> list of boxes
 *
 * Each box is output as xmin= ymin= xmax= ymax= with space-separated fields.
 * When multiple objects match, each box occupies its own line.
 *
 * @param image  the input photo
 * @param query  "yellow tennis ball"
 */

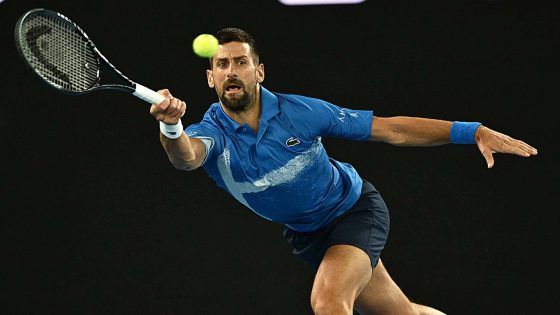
xmin=192 ymin=34 xmax=219 ymax=58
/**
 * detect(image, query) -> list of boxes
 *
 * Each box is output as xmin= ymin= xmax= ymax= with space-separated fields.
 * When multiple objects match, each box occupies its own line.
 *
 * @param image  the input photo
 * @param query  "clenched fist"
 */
xmin=149 ymin=89 xmax=187 ymax=125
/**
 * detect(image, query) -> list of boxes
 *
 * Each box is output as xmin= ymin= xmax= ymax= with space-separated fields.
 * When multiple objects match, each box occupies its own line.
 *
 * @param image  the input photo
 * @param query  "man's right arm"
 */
xmin=160 ymin=134 xmax=207 ymax=171
xmin=150 ymin=89 xmax=207 ymax=171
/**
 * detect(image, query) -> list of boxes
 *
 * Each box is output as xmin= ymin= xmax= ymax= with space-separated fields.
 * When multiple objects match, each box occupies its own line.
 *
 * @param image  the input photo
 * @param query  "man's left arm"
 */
xmin=370 ymin=116 xmax=538 ymax=168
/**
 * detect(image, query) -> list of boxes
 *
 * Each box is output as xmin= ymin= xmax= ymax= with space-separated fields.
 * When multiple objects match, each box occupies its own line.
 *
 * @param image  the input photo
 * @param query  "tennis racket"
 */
xmin=14 ymin=8 xmax=166 ymax=105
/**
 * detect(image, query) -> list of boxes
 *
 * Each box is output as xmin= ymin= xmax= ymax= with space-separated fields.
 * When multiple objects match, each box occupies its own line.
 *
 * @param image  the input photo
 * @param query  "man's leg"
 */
xmin=310 ymin=244 xmax=445 ymax=315
xmin=354 ymin=259 xmax=446 ymax=315
xmin=310 ymin=244 xmax=373 ymax=315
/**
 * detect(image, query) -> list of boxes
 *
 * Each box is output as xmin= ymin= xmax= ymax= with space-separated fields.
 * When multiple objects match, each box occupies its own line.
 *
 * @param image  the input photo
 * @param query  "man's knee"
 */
xmin=311 ymin=289 xmax=353 ymax=315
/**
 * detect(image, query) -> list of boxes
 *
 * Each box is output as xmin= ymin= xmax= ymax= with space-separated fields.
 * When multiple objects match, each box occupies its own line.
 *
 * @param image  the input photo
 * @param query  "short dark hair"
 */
xmin=210 ymin=28 xmax=260 ymax=66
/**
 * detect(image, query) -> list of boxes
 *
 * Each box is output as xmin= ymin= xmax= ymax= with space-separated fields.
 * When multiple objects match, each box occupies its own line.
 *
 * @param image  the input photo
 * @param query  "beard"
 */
xmin=218 ymin=79 xmax=256 ymax=113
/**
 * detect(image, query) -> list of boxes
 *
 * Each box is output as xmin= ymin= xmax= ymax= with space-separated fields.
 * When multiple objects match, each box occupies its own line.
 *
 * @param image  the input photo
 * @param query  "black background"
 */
xmin=1 ymin=0 xmax=558 ymax=314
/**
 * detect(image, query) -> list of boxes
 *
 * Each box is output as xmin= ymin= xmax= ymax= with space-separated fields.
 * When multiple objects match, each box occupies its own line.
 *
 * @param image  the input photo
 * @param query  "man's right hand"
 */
xmin=149 ymin=89 xmax=187 ymax=125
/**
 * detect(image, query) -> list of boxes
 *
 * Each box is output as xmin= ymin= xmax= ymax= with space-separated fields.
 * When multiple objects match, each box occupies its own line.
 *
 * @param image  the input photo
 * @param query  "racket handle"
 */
xmin=133 ymin=83 xmax=166 ymax=104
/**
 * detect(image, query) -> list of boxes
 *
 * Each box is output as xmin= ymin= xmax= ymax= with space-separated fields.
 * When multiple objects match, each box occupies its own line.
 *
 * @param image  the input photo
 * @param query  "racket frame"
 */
xmin=14 ymin=8 xmax=165 ymax=104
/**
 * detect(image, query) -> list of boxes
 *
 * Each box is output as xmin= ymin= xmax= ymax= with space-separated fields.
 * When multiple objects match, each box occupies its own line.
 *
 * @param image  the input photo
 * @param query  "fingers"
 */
xmin=477 ymin=141 xmax=495 ymax=169
xmin=476 ymin=128 xmax=538 ymax=169
xmin=178 ymin=100 xmax=187 ymax=117
xmin=509 ymin=138 xmax=538 ymax=156
xmin=158 ymin=98 xmax=185 ymax=123
xmin=158 ymin=89 xmax=171 ymax=99
xmin=498 ymin=137 xmax=538 ymax=157
xmin=167 ymin=98 xmax=180 ymax=116
xmin=149 ymin=89 xmax=187 ymax=124
xmin=150 ymin=99 xmax=169 ymax=119
xmin=150 ymin=90 xmax=171 ymax=115
xmin=483 ymin=150 xmax=495 ymax=169
xmin=167 ymin=98 xmax=186 ymax=119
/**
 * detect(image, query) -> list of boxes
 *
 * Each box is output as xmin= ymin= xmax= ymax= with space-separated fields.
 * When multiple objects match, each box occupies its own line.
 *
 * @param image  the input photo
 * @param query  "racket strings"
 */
xmin=20 ymin=13 xmax=99 ymax=92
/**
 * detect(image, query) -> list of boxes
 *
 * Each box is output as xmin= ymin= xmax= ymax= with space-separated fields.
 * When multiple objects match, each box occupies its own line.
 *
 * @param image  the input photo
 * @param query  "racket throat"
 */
xmin=96 ymin=62 xmax=135 ymax=93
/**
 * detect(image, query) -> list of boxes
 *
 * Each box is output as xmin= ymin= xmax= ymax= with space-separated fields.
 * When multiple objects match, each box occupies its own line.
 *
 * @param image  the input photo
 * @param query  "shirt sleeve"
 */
xmin=185 ymin=121 xmax=223 ymax=166
xmin=290 ymin=96 xmax=373 ymax=141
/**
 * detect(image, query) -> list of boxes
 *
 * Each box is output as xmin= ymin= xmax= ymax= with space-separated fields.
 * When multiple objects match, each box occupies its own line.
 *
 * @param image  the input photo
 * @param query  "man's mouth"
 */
xmin=225 ymin=83 xmax=243 ymax=95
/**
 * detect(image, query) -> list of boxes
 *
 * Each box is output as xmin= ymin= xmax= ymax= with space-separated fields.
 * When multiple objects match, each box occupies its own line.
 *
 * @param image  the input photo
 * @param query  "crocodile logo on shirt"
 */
xmin=286 ymin=137 xmax=301 ymax=147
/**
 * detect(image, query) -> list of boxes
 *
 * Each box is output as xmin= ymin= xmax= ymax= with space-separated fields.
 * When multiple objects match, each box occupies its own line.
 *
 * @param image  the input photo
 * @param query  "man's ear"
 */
xmin=256 ymin=63 xmax=265 ymax=83
xmin=207 ymin=69 xmax=214 ymax=88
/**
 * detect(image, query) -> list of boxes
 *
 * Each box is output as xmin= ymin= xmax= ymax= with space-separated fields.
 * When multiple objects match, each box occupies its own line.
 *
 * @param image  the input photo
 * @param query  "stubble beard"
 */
xmin=218 ymin=81 xmax=257 ymax=113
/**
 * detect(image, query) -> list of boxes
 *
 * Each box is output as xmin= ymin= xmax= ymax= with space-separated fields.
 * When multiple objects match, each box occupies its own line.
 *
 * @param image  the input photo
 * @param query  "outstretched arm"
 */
xmin=150 ymin=89 xmax=207 ymax=171
xmin=370 ymin=116 xmax=538 ymax=168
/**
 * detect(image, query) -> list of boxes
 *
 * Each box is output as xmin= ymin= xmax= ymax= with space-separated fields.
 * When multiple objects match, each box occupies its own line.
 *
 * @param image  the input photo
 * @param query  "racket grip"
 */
xmin=133 ymin=83 xmax=166 ymax=104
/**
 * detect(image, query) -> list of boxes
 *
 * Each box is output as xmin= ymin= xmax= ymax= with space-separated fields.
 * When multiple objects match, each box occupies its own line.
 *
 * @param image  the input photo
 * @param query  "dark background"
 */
xmin=1 ymin=0 xmax=558 ymax=314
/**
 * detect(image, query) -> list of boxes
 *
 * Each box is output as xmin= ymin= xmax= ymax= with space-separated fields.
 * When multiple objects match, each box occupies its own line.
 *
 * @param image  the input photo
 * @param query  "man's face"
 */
xmin=207 ymin=42 xmax=264 ymax=113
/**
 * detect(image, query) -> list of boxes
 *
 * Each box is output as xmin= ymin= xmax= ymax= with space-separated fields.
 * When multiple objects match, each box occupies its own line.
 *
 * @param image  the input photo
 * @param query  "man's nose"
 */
xmin=226 ymin=64 xmax=237 ymax=78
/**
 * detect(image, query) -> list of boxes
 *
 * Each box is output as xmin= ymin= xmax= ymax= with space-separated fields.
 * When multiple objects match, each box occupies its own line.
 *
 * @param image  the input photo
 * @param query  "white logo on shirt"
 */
xmin=216 ymin=140 xmax=322 ymax=218
xmin=338 ymin=109 xmax=359 ymax=122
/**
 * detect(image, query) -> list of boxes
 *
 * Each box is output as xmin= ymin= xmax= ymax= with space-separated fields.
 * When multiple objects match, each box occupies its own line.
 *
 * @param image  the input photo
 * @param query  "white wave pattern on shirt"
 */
xmin=217 ymin=140 xmax=322 ymax=212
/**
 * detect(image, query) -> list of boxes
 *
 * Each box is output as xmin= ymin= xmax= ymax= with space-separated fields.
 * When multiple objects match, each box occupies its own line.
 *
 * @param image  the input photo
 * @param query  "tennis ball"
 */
xmin=192 ymin=34 xmax=219 ymax=58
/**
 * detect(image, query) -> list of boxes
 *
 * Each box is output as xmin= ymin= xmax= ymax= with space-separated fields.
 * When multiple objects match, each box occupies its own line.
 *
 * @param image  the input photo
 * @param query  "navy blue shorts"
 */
xmin=283 ymin=180 xmax=390 ymax=271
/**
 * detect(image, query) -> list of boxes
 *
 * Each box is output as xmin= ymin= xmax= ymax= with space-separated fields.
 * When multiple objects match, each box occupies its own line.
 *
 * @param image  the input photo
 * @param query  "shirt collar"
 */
xmin=216 ymin=85 xmax=280 ymax=133
xmin=260 ymin=86 xmax=280 ymax=122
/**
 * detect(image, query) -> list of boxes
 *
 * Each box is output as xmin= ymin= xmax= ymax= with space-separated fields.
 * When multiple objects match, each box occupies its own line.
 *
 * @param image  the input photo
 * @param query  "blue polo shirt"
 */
xmin=185 ymin=86 xmax=373 ymax=232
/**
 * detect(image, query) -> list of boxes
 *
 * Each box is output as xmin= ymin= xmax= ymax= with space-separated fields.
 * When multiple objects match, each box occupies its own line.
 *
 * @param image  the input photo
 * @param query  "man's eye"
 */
xmin=238 ymin=60 xmax=246 ymax=65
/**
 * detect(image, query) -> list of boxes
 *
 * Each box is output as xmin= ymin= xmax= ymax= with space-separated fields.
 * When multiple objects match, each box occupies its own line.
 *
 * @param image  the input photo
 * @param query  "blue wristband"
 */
xmin=450 ymin=121 xmax=482 ymax=144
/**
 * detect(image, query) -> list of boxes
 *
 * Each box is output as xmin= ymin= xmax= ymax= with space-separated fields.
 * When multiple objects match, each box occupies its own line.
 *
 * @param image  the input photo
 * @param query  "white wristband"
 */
xmin=159 ymin=120 xmax=184 ymax=139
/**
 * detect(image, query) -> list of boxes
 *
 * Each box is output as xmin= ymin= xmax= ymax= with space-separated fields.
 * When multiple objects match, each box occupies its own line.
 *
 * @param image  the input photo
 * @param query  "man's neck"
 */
xmin=220 ymin=85 xmax=262 ymax=133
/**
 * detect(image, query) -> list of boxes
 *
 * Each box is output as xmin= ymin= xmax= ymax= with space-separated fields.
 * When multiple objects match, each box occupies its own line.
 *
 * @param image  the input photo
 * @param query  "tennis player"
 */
xmin=149 ymin=28 xmax=537 ymax=315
